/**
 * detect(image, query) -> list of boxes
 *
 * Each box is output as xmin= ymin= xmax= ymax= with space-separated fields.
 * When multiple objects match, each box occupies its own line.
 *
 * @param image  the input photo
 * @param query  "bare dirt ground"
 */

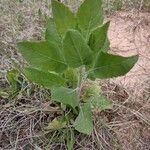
xmin=108 ymin=10 xmax=150 ymax=97
xmin=0 ymin=0 xmax=150 ymax=149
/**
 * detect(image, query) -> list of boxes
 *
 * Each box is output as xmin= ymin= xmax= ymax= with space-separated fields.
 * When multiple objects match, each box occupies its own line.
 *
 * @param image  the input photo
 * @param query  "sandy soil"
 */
xmin=107 ymin=10 xmax=150 ymax=100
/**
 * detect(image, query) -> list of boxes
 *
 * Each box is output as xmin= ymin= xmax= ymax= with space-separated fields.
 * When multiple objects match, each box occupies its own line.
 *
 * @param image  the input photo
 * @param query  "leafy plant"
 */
xmin=17 ymin=0 xmax=138 ymax=136
xmin=0 ymin=69 xmax=22 ymax=99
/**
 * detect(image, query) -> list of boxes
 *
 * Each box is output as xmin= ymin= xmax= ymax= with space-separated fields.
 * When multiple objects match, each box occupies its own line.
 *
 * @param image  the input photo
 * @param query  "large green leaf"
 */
xmin=23 ymin=68 xmax=65 ymax=88
xmin=17 ymin=41 xmax=67 ymax=73
xmin=77 ymin=0 xmax=103 ymax=37
xmin=90 ymin=96 xmax=112 ymax=110
xmin=74 ymin=102 xmax=93 ymax=134
xmin=89 ymin=22 xmax=110 ymax=53
xmin=93 ymin=52 xmax=138 ymax=78
xmin=51 ymin=0 xmax=76 ymax=36
xmin=51 ymin=87 xmax=79 ymax=108
xmin=63 ymin=29 xmax=93 ymax=68
xmin=102 ymin=37 xmax=110 ymax=52
xmin=45 ymin=18 xmax=61 ymax=48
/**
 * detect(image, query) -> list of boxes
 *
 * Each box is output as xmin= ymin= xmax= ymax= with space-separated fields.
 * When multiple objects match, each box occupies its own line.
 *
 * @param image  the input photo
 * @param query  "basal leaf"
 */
xmin=89 ymin=22 xmax=110 ymax=53
xmin=77 ymin=0 xmax=103 ymax=37
xmin=63 ymin=29 xmax=93 ymax=68
xmin=90 ymin=96 xmax=112 ymax=110
xmin=51 ymin=87 xmax=79 ymax=108
xmin=93 ymin=52 xmax=139 ymax=78
xmin=45 ymin=18 xmax=61 ymax=48
xmin=74 ymin=102 xmax=93 ymax=134
xmin=23 ymin=68 xmax=65 ymax=88
xmin=17 ymin=41 xmax=67 ymax=73
xmin=52 ymin=0 xmax=76 ymax=36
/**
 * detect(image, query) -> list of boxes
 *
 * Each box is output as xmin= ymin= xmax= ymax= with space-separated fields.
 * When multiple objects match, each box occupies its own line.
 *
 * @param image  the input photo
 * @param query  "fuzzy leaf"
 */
xmin=63 ymin=29 xmax=93 ymax=68
xmin=51 ymin=87 xmax=79 ymax=108
xmin=94 ymin=52 xmax=138 ymax=78
xmin=90 ymin=96 xmax=112 ymax=110
xmin=89 ymin=22 xmax=110 ymax=53
xmin=23 ymin=68 xmax=65 ymax=88
xmin=74 ymin=102 xmax=93 ymax=134
xmin=45 ymin=117 xmax=67 ymax=130
xmin=102 ymin=37 xmax=110 ymax=52
xmin=45 ymin=18 xmax=61 ymax=48
xmin=52 ymin=0 xmax=76 ymax=36
xmin=77 ymin=0 xmax=103 ymax=37
xmin=17 ymin=41 xmax=67 ymax=73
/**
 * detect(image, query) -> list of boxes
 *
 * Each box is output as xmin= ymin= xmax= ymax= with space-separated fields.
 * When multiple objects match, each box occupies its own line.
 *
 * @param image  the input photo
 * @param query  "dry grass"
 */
xmin=103 ymin=0 xmax=150 ymax=12
xmin=0 ymin=0 xmax=150 ymax=149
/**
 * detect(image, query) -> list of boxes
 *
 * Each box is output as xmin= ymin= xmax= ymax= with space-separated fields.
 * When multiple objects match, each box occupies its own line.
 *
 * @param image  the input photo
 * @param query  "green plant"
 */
xmin=0 ymin=69 xmax=23 ymax=99
xmin=17 ymin=0 xmax=138 ymax=135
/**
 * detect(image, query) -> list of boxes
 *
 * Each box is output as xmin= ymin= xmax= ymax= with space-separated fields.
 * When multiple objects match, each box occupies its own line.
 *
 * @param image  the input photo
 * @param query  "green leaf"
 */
xmin=90 ymin=96 xmax=112 ymax=110
xmin=77 ymin=0 xmax=103 ymax=37
xmin=0 ymin=91 xmax=9 ymax=98
xmin=45 ymin=117 xmax=67 ymax=130
xmin=102 ymin=37 xmax=110 ymax=52
xmin=84 ymin=83 xmax=101 ymax=98
xmin=17 ymin=41 xmax=67 ymax=73
xmin=63 ymin=29 xmax=93 ymax=68
xmin=23 ymin=68 xmax=65 ymax=88
xmin=6 ymin=70 xmax=19 ymax=92
xmin=74 ymin=102 xmax=93 ymax=134
xmin=93 ymin=52 xmax=139 ymax=78
xmin=64 ymin=68 xmax=78 ymax=88
xmin=52 ymin=0 xmax=76 ymax=36
xmin=87 ymin=71 xmax=96 ymax=81
xmin=45 ymin=18 xmax=61 ymax=48
xmin=67 ymin=129 xmax=75 ymax=150
xmin=89 ymin=22 xmax=110 ymax=53
xmin=51 ymin=87 xmax=79 ymax=108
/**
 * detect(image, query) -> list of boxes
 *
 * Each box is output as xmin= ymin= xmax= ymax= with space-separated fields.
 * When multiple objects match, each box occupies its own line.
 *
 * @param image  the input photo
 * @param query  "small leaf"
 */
xmin=64 ymin=68 xmax=78 ymax=88
xmin=45 ymin=18 xmax=61 ymax=48
xmin=45 ymin=117 xmax=67 ymax=130
xmin=77 ymin=0 xmax=103 ymax=37
xmin=23 ymin=68 xmax=65 ymax=88
xmin=90 ymin=96 xmax=112 ymax=110
xmin=67 ymin=129 xmax=75 ymax=150
xmin=84 ymin=84 xmax=101 ymax=98
xmin=63 ymin=29 xmax=93 ymax=68
xmin=89 ymin=22 xmax=110 ymax=53
xmin=0 ymin=91 xmax=9 ymax=98
xmin=52 ymin=0 xmax=76 ymax=36
xmin=93 ymin=52 xmax=138 ymax=78
xmin=38 ymin=9 xmax=42 ymax=17
xmin=51 ymin=87 xmax=79 ymax=108
xmin=6 ymin=70 xmax=19 ymax=92
xmin=74 ymin=102 xmax=93 ymax=134
xmin=17 ymin=41 xmax=67 ymax=73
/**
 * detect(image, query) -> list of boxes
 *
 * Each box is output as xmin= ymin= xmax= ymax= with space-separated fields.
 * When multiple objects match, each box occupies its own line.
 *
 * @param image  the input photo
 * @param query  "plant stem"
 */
xmin=77 ymin=66 xmax=87 ymax=100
